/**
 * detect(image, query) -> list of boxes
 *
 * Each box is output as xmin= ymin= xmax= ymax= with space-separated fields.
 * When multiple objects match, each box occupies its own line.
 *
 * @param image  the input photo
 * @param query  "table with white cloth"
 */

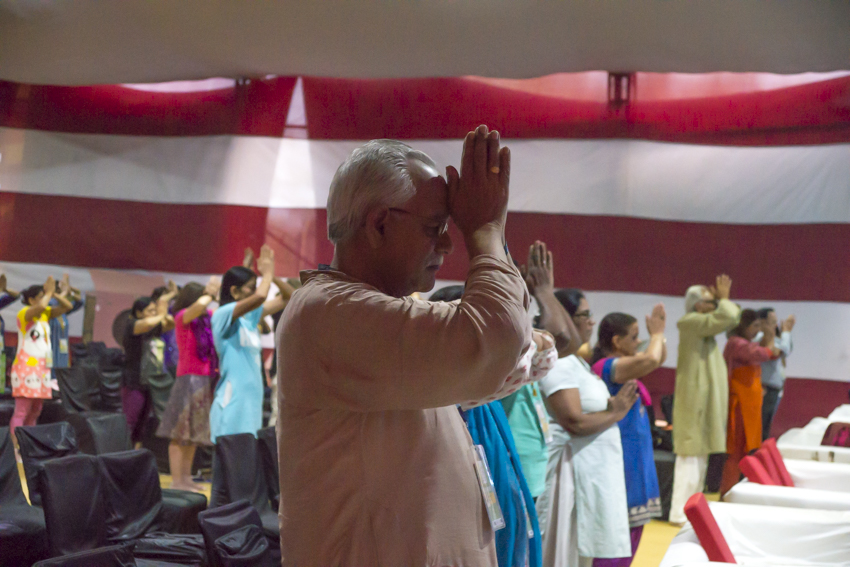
xmin=659 ymin=501 xmax=850 ymax=567
xmin=777 ymin=405 xmax=850 ymax=464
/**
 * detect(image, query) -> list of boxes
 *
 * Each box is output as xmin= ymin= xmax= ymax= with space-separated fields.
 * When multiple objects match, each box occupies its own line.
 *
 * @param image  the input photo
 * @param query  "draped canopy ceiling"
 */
xmin=1 ymin=1 xmax=849 ymax=86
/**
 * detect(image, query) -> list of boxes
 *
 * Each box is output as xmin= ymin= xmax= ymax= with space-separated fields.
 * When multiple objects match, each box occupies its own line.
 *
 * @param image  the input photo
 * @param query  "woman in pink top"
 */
xmin=156 ymin=277 xmax=220 ymax=492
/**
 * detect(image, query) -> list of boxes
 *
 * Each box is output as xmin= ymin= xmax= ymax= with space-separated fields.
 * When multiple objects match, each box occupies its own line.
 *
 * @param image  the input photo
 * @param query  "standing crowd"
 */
xmin=0 ymin=125 xmax=797 ymax=567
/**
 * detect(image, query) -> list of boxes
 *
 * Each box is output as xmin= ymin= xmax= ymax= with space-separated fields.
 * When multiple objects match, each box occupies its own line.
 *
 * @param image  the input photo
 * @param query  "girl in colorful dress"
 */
xmin=589 ymin=306 xmax=667 ymax=567
xmin=10 ymin=275 xmax=73 ymax=440
xmin=210 ymin=245 xmax=292 ymax=442
xmin=720 ymin=309 xmax=779 ymax=495
xmin=156 ymin=277 xmax=220 ymax=492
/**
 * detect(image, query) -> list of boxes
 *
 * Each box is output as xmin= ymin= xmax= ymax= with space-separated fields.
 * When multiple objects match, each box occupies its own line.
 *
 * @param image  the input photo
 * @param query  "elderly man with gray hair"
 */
xmin=668 ymin=274 xmax=740 ymax=524
xmin=275 ymin=125 xmax=532 ymax=566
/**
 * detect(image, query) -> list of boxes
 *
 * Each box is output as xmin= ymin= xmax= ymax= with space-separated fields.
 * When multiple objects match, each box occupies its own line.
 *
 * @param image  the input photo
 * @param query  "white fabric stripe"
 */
xmin=429 ymin=279 xmax=850 ymax=383
xmin=2 ymin=263 xmax=849 ymax=381
xmin=2 ymin=127 xmax=848 ymax=224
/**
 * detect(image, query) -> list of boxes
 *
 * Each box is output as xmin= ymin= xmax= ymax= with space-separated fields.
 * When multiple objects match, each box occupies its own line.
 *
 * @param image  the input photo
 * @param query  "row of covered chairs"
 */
xmin=1 ymin=418 xmax=282 ymax=566
xmin=662 ymin=437 xmax=850 ymax=565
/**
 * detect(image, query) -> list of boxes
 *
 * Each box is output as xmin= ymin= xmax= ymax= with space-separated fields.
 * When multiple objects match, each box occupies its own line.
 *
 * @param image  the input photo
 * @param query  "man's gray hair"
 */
xmin=327 ymin=139 xmax=436 ymax=243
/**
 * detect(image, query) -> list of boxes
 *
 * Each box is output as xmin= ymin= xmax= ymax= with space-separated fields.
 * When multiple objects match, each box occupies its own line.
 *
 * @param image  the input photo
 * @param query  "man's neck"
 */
xmin=331 ymin=245 xmax=402 ymax=298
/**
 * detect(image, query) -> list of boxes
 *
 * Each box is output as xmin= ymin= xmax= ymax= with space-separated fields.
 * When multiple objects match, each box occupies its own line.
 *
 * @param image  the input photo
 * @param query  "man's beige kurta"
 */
xmin=275 ymin=255 xmax=531 ymax=567
xmin=672 ymin=299 xmax=741 ymax=456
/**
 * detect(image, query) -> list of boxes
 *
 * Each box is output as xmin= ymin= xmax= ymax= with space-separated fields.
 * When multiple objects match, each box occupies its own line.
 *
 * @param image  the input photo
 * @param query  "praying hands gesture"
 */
xmin=646 ymin=303 xmax=667 ymax=336
xmin=446 ymin=125 xmax=510 ymax=260
xmin=710 ymin=274 xmax=732 ymax=301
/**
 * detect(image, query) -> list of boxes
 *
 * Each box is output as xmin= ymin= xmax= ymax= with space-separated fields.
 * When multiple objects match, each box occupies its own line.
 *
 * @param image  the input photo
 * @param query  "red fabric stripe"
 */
xmin=0 ymin=77 xmax=297 ymax=137
xmin=1 ymin=193 xmax=848 ymax=302
xmin=1 ymin=74 xmax=847 ymax=145
xmin=303 ymin=75 xmax=850 ymax=144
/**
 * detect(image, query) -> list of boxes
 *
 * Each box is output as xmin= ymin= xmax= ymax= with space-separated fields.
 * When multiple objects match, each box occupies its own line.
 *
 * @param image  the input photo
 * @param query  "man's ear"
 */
xmin=364 ymin=208 xmax=388 ymax=249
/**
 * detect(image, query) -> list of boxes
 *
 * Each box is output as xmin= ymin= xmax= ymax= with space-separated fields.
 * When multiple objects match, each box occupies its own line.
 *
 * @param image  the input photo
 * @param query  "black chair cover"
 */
xmin=97 ymin=347 xmax=126 ymax=412
xmin=0 ymin=426 xmax=49 ymax=565
xmin=38 ymin=399 xmax=71 ymax=425
xmin=69 ymin=412 xmax=132 ymax=455
xmin=214 ymin=525 xmax=270 ymax=567
xmin=55 ymin=366 xmax=100 ymax=413
xmin=255 ymin=426 xmax=279 ymax=509
xmin=132 ymin=533 xmax=206 ymax=566
xmin=39 ymin=453 xmax=107 ymax=557
xmin=16 ymin=421 xmax=79 ymax=506
xmin=210 ymin=433 xmax=278 ymax=538
xmin=0 ymin=397 xmax=15 ymax=427
xmin=33 ymin=541 xmax=137 ymax=567
xmin=98 ymin=450 xmax=163 ymax=541
xmin=210 ymin=434 xmax=270 ymax=512
xmin=0 ymin=426 xmax=27 ymax=506
xmin=198 ymin=500 xmax=262 ymax=567
xmin=158 ymin=489 xmax=208 ymax=535
xmin=653 ymin=449 xmax=675 ymax=521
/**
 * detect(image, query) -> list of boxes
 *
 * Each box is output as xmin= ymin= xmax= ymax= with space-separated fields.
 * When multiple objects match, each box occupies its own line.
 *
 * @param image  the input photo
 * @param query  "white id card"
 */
xmin=472 ymin=444 xmax=506 ymax=531
xmin=59 ymin=338 xmax=69 ymax=355
xmin=535 ymin=400 xmax=553 ymax=443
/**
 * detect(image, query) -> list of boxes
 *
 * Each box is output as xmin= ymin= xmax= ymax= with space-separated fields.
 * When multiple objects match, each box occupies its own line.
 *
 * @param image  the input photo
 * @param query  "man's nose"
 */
xmin=436 ymin=230 xmax=453 ymax=255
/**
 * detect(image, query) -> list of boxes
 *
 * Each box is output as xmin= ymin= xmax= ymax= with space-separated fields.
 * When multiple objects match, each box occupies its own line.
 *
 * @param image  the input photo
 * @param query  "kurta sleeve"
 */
xmin=288 ymin=255 xmax=532 ymax=411
xmin=459 ymin=334 xmax=557 ymax=409
xmin=727 ymin=337 xmax=775 ymax=366
xmin=677 ymin=299 xmax=740 ymax=338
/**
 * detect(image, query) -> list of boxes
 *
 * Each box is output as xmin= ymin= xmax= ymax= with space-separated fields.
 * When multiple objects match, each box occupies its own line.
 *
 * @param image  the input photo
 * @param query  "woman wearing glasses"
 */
xmin=536 ymin=288 xmax=636 ymax=567
xmin=668 ymin=275 xmax=740 ymax=524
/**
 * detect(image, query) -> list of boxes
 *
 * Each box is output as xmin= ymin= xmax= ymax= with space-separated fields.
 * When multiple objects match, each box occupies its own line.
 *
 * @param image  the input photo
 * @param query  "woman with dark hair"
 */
xmin=210 ymin=245 xmax=293 ymax=442
xmin=720 ymin=308 xmax=779 ymax=495
xmin=10 ymin=275 xmax=73 ymax=441
xmin=588 ymin=306 xmax=667 ymax=566
xmin=0 ymin=273 xmax=21 ymax=398
xmin=122 ymin=282 xmax=178 ymax=445
xmin=536 ymin=289 xmax=635 ymax=567
xmin=156 ymin=277 xmax=220 ymax=492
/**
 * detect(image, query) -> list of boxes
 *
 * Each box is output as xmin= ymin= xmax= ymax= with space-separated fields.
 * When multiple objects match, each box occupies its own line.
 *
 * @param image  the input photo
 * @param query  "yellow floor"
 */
xmin=632 ymin=520 xmax=682 ymax=567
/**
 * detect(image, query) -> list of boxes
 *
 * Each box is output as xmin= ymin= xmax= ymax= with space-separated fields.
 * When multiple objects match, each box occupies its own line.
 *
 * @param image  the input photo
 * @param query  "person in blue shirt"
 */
xmin=431 ymin=284 xmax=543 ymax=567
xmin=49 ymin=279 xmax=84 ymax=381
xmin=210 ymin=245 xmax=292 ymax=442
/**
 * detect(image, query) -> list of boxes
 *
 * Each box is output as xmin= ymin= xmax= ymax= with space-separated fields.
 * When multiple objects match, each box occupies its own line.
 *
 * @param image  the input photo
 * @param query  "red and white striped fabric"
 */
xmin=1 ymin=72 xmax=848 ymax=430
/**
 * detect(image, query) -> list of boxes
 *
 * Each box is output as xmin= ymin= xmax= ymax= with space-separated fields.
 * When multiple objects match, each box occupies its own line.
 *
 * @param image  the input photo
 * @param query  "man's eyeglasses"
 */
xmin=573 ymin=310 xmax=593 ymax=319
xmin=388 ymin=208 xmax=449 ymax=238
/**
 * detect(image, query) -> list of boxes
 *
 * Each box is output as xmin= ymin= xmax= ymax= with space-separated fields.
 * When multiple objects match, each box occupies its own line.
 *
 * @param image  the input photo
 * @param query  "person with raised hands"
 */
xmin=501 ymin=241 xmax=580 ymax=503
xmin=589 ymin=305 xmax=668 ymax=565
xmin=121 ymin=281 xmax=178 ymax=445
xmin=10 ymin=275 xmax=73 ymax=440
xmin=276 ymin=125 xmax=531 ymax=567
xmin=669 ymin=274 xmax=740 ymax=524
xmin=157 ymin=276 xmax=220 ymax=492
xmin=210 ymin=245 xmax=290 ymax=442
xmin=49 ymin=275 xmax=84 ymax=382
xmin=0 ymin=273 xmax=21 ymax=395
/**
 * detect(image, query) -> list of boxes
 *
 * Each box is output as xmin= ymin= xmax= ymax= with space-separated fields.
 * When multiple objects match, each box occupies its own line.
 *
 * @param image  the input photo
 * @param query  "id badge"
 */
xmin=472 ymin=444 xmax=506 ymax=531
xmin=535 ymin=400 xmax=553 ymax=443
xmin=59 ymin=338 xmax=69 ymax=355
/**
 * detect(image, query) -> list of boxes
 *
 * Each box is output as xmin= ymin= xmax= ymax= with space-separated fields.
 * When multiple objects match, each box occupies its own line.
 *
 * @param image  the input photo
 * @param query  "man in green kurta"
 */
xmin=668 ymin=275 xmax=740 ymax=524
